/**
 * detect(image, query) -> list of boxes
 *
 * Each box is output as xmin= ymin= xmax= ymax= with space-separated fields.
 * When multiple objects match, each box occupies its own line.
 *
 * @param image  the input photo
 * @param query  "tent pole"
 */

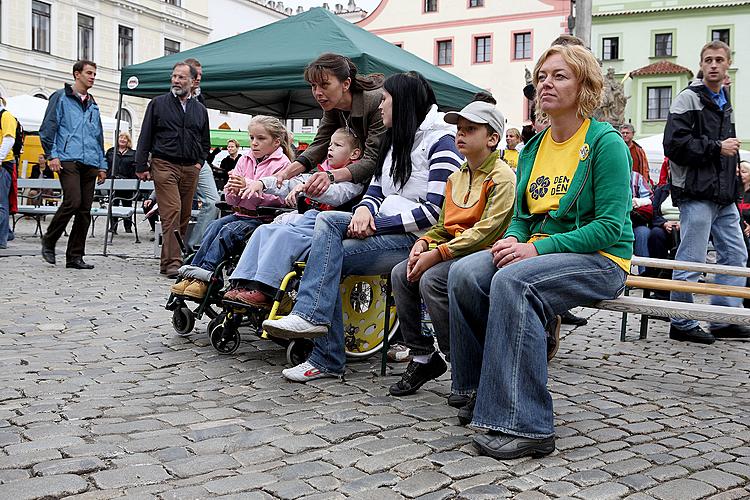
xmin=103 ymin=92 xmax=124 ymax=257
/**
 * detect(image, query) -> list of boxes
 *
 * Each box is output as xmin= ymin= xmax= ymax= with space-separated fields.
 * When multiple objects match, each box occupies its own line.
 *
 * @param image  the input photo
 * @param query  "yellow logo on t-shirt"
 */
xmin=578 ymin=143 xmax=590 ymax=162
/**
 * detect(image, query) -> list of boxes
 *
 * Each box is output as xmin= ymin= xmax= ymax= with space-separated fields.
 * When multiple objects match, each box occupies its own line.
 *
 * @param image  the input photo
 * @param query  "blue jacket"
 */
xmin=40 ymin=83 xmax=107 ymax=170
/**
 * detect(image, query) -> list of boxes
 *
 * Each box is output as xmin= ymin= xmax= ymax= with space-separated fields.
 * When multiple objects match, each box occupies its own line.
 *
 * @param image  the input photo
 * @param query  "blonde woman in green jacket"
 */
xmin=447 ymin=44 xmax=633 ymax=460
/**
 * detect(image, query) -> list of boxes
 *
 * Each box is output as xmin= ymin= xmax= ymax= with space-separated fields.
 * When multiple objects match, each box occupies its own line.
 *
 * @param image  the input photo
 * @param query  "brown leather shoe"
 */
xmin=170 ymin=279 xmax=192 ymax=296
xmin=234 ymin=288 xmax=272 ymax=308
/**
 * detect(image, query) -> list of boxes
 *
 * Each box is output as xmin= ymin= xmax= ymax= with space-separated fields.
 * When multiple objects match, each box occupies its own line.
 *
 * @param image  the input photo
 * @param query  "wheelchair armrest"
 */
xmin=257 ymin=205 xmax=295 ymax=217
xmin=215 ymin=201 xmax=233 ymax=213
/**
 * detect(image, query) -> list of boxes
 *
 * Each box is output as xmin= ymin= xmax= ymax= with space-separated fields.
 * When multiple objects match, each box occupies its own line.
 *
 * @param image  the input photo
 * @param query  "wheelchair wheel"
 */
xmin=172 ymin=307 xmax=195 ymax=337
xmin=340 ymin=275 xmax=399 ymax=359
xmin=209 ymin=318 xmax=240 ymax=354
xmin=286 ymin=339 xmax=314 ymax=366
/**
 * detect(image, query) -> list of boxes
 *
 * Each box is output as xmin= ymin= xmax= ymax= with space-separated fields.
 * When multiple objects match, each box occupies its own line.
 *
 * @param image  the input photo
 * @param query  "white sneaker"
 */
xmin=263 ymin=314 xmax=328 ymax=339
xmin=282 ymin=361 xmax=336 ymax=382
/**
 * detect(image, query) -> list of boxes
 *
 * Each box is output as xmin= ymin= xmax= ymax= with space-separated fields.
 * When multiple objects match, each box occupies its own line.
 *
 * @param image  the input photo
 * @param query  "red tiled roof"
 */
xmin=630 ymin=61 xmax=694 ymax=78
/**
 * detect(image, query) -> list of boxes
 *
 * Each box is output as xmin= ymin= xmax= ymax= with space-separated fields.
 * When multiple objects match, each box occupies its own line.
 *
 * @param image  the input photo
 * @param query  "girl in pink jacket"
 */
xmin=171 ymin=116 xmax=292 ymax=299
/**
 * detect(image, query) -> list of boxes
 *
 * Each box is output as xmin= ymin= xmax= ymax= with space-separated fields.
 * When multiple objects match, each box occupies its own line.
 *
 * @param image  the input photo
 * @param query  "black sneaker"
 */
xmin=447 ymin=393 xmax=471 ymax=408
xmin=389 ymin=355 xmax=447 ymax=396
xmin=709 ymin=325 xmax=750 ymax=339
xmin=669 ymin=325 xmax=715 ymax=344
xmin=457 ymin=393 xmax=476 ymax=426
xmin=473 ymin=431 xmax=556 ymax=459
xmin=560 ymin=310 xmax=587 ymax=326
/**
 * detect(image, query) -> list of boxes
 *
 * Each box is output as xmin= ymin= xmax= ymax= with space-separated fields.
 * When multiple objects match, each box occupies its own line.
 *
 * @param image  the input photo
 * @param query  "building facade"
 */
xmin=0 ymin=0 xmax=211 ymax=143
xmin=357 ymin=0 xmax=571 ymax=128
xmin=592 ymin=0 xmax=749 ymax=142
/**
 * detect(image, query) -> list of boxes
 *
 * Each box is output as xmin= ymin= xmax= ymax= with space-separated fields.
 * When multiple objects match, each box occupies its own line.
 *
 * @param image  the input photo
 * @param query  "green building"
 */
xmin=592 ymin=0 xmax=748 ymax=142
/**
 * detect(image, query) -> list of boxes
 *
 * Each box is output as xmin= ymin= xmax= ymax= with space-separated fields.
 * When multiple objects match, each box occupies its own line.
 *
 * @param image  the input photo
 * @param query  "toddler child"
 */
xmin=225 ymin=127 xmax=364 ymax=307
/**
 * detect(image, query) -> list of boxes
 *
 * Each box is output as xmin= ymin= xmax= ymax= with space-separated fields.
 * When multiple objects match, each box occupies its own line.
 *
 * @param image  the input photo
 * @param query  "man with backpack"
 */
xmin=39 ymin=60 xmax=107 ymax=269
xmin=0 ymin=96 xmax=20 ymax=249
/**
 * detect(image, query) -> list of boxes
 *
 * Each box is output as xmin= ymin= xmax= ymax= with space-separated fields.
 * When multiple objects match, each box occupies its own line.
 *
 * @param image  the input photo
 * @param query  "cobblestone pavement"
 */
xmin=1 ymin=218 xmax=749 ymax=499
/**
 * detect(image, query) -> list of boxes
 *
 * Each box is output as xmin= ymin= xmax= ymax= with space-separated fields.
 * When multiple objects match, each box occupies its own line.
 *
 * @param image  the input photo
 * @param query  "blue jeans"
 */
xmin=187 ymin=162 xmax=220 ymax=249
xmin=231 ymin=210 xmax=319 ymax=289
xmin=448 ymin=250 xmax=626 ymax=438
xmin=191 ymin=214 xmax=262 ymax=272
xmin=0 ymin=165 xmax=11 ymax=247
xmin=633 ymin=224 xmax=651 ymax=273
xmin=671 ymin=199 xmax=747 ymax=330
xmin=291 ymin=211 xmax=417 ymax=374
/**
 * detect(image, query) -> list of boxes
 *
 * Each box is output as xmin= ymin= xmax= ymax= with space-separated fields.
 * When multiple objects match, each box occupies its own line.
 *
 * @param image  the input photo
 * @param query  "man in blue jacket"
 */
xmin=40 ymin=60 xmax=107 ymax=269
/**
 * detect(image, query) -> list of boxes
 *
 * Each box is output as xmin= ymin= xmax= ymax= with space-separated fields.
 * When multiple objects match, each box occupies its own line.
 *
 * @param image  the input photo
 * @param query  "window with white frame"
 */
xmin=647 ymin=86 xmax=671 ymax=120
xmin=474 ymin=36 xmax=491 ymax=63
xmin=654 ymin=33 xmax=672 ymax=57
xmin=602 ymin=37 xmax=619 ymax=60
xmin=78 ymin=14 xmax=94 ymax=61
xmin=513 ymin=32 xmax=532 ymax=60
xmin=436 ymin=39 xmax=453 ymax=66
xmin=164 ymin=38 xmax=180 ymax=56
xmin=32 ymin=1 xmax=51 ymax=53
xmin=118 ymin=25 xmax=133 ymax=69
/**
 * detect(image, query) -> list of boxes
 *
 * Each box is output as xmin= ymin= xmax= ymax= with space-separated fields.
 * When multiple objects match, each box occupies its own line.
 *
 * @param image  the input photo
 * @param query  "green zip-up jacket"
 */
xmin=505 ymin=118 xmax=634 ymax=260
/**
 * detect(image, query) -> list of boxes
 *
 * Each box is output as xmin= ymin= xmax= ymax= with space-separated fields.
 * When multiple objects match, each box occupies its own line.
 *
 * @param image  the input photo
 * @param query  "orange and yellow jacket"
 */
xmin=419 ymin=150 xmax=516 ymax=261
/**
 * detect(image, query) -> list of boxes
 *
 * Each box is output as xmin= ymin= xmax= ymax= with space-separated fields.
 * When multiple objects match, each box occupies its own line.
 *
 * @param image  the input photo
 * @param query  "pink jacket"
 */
xmin=225 ymin=146 xmax=290 ymax=212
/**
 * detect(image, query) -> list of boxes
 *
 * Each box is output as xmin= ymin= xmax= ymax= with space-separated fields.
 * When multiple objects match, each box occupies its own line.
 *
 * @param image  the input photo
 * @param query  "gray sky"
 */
xmin=291 ymin=0 xmax=382 ymax=14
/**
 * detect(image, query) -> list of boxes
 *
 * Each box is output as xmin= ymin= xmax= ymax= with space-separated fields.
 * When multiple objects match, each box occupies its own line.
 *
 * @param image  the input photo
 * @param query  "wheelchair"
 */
xmin=208 ymin=261 xmax=399 ymax=365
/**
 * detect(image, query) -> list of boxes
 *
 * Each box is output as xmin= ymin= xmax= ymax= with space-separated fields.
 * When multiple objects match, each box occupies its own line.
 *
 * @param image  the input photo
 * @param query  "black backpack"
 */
xmin=0 ymin=109 xmax=24 ymax=158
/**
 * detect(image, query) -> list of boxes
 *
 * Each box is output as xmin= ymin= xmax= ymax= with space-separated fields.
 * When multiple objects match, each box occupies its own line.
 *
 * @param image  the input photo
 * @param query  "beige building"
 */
xmin=0 ymin=0 xmax=210 ymax=143
xmin=357 ymin=0 xmax=571 ymax=128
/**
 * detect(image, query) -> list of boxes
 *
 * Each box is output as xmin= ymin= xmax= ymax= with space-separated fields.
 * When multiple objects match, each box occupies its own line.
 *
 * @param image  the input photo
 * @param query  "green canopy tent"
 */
xmin=118 ymin=7 xmax=483 ymax=117
xmin=104 ymin=7 xmax=484 ymax=256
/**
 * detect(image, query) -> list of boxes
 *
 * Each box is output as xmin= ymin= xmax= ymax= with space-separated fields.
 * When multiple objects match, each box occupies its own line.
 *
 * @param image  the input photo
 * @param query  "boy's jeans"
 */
xmin=290 ymin=211 xmax=417 ymax=374
xmin=390 ymin=258 xmax=454 ymax=357
xmin=671 ymin=199 xmax=747 ymax=330
xmin=448 ymin=250 xmax=626 ymax=438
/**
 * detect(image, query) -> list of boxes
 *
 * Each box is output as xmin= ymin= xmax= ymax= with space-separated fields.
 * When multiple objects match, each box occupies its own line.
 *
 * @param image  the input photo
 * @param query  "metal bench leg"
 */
xmin=133 ymin=216 xmax=141 ymax=244
xmin=620 ymin=287 xmax=629 ymax=342
xmin=639 ymin=289 xmax=650 ymax=340
xmin=380 ymin=275 xmax=392 ymax=376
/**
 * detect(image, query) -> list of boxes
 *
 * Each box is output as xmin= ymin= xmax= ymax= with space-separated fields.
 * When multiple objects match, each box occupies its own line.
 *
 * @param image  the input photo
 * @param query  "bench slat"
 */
xmin=625 ymin=275 xmax=750 ymax=299
xmin=595 ymin=296 xmax=750 ymax=325
xmin=631 ymin=256 xmax=750 ymax=278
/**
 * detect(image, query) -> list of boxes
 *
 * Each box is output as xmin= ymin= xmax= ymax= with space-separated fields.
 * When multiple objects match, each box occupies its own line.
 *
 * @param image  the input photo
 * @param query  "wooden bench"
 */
xmin=594 ymin=256 xmax=750 ymax=341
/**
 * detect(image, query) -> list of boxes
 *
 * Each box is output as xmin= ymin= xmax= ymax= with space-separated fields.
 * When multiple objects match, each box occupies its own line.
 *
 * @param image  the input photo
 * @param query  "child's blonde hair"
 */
xmin=248 ymin=115 xmax=294 ymax=160
xmin=332 ymin=127 xmax=362 ymax=158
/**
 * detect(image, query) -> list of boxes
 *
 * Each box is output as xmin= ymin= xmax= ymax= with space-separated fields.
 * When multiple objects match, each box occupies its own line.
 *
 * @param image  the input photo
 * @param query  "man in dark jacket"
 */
xmin=40 ymin=60 xmax=107 ymax=269
xmin=135 ymin=62 xmax=210 ymax=278
xmin=663 ymin=40 xmax=749 ymax=343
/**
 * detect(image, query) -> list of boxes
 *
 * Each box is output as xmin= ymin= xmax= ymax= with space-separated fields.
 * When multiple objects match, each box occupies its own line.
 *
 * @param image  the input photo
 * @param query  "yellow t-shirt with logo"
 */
xmin=525 ymin=119 xmax=630 ymax=272
xmin=0 ymin=111 xmax=16 ymax=162
xmin=503 ymin=148 xmax=519 ymax=170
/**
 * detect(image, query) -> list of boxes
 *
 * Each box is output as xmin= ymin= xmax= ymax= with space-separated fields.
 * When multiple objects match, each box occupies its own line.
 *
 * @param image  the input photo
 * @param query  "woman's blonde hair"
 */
xmin=506 ymin=127 xmax=521 ymax=139
xmin=532 ymin=44 xmax=604 ymax=121
xmin=248 ymin=115 xmax=294 ymax=160
xmin=739 ymin=160 xmax=750 ymax=174
xmin=118 ymin=131 xmax=132 ymax=149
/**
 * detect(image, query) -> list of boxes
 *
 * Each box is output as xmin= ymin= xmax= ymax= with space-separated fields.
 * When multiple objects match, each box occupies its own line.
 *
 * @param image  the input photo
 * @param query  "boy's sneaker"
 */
xmin=170 ymin=279 xmax=192 ymax=296
xmin=263 ymin=314 xmax=328 ymax=339
xmin=183 ymin=280 xmax=208 ymax=299
xmin=387 ymin=344 xmax=412 ymax=362
xmin=282 ymin=361 xmax=337 ymax=382
xmin=389 ymin=355 xmax=447 ymax=396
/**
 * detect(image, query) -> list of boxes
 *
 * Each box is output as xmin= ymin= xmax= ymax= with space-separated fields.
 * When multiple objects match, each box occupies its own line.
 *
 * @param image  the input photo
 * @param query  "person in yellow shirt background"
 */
xmin=0 ymin=95 xmax=18 ymax=249
xmin=501 ymin=127 xmax=522 ymax=171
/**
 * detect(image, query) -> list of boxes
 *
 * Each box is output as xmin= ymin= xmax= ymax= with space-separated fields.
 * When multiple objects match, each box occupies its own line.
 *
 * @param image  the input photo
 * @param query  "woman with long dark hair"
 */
xmin=275 ymin=53 xmax=385 ymax=197
xmin=263 ymin=72 xmax=463 ymax=382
